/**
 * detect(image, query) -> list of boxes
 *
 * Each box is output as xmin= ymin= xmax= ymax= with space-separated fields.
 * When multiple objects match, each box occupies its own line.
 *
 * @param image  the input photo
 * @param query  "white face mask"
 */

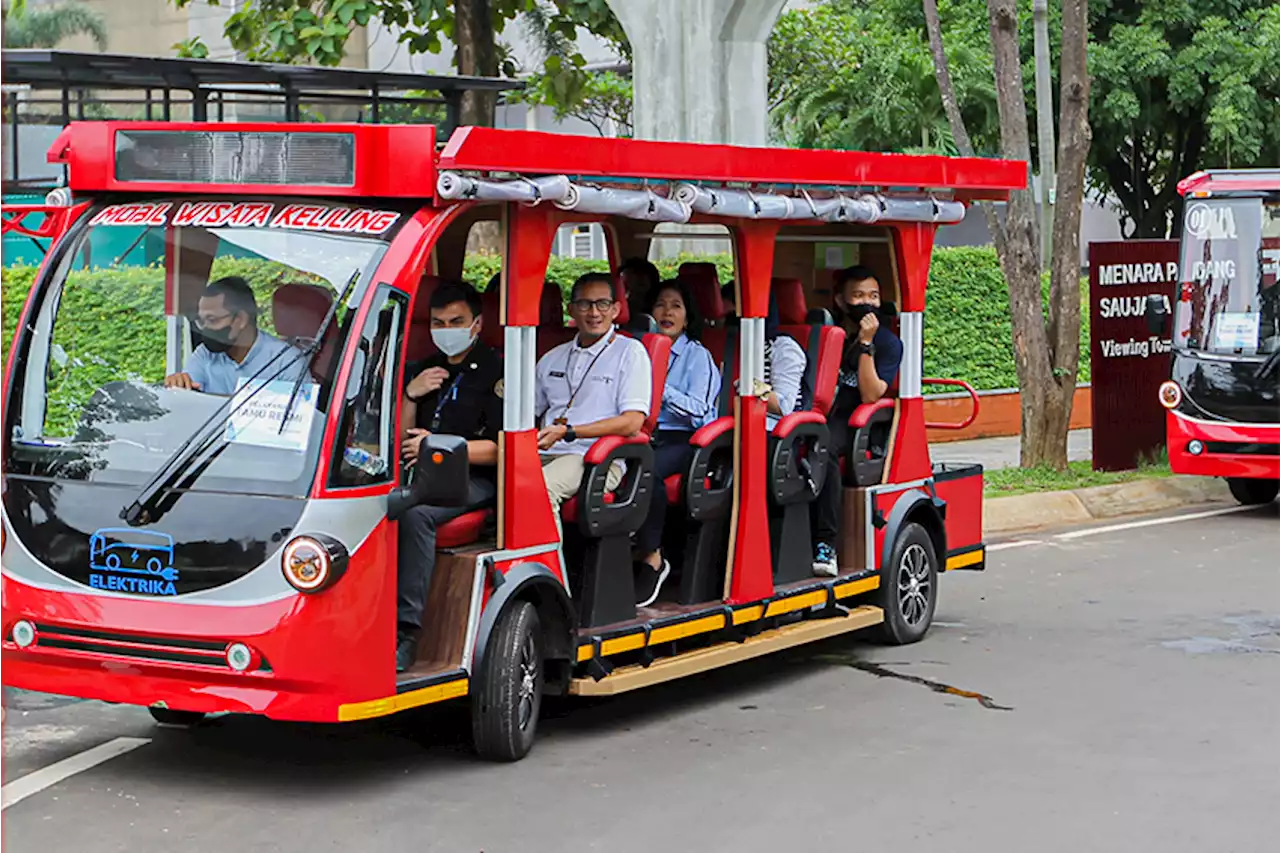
xmin=431 ymin=324 xmax=477 ymax=357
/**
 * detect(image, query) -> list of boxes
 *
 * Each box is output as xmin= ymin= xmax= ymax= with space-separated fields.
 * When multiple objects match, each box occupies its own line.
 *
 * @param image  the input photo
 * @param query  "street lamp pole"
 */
xmin=1032 ymin=0 xmax=1056 ymax=272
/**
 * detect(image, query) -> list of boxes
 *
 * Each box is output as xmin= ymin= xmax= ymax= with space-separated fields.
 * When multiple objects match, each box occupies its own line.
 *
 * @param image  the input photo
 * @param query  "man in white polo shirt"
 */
xmin=535 ymin=272 xmax=652 ymax=548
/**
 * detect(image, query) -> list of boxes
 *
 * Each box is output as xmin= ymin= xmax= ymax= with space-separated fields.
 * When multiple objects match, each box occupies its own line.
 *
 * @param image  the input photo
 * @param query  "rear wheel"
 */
xmin=471 ymin=601 xmax=543 ymax=762
xmin=1226 ymin=478 xmax=1280 ymax=505
xmin=148 ymin=707 xmax=207 ymax=726
xmin=875 ymin=521 xmax=938 ymax=645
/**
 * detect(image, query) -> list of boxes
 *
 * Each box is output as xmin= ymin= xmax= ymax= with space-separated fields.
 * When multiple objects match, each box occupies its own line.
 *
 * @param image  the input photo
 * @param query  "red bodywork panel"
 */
xmin=936 ymin=471 xmax=984 ymax=559
xmin=3 ymin=519 xmax=396 ymax=721
xmin=49 ymin=122 xmax=438 ymax=199
xmin=1166 ymin=411 xmax=1280 ymax=479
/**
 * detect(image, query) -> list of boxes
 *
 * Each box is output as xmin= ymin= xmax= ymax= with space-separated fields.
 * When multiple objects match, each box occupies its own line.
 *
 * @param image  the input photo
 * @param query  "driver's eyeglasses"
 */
xmin=195 ymin=313 xmax=234 ymax=330
xmin=570 ymin=299 xmax=615 ymax=313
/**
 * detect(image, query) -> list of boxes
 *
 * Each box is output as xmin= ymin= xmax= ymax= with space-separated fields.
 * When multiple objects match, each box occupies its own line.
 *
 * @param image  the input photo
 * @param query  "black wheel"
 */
xmin=1226 ymin=478 xmax=1279 ymax=505
xmin=875 ymin=521 xmax=938 ymax=645
xmin=471 ymin=601 xmax=543 ymax=762
xmin=148 ymin=707 xmax=207 ymax=726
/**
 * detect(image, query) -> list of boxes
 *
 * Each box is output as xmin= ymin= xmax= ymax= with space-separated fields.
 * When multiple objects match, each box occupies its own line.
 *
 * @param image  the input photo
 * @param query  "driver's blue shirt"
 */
xmin=184 ymin=330 xmax=307 ymax=395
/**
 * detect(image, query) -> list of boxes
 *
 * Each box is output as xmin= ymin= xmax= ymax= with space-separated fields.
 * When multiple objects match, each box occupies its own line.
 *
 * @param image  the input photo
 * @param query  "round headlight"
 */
xmin=281 ymin=534 xmax=348 ymax=594
xmin=1158 ymin=381 xmax=1182 ymax=410
xmin=226 ymin=642 xmax=255 ymax=672
xmin=1187 ymin=440 xmax=1205 ymax=456
xmin=12 ymin=620 xmax=37 ymax=649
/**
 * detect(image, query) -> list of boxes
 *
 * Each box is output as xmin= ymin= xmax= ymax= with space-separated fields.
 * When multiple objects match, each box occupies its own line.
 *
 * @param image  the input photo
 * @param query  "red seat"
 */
xmin=436 ymin=508 xmax=494 ymax=548
xmin=405 ymin=275 xmax=442 ymax=363
xmin=273 ymin=283 xmax=339 ymax=380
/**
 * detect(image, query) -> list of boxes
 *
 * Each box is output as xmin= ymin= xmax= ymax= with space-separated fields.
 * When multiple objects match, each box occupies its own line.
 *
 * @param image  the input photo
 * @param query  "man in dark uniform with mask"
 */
xmin=811 ymin=265 xmax=903 ymax=576
xmin=396 ymin=279 xmax=503 ymax=672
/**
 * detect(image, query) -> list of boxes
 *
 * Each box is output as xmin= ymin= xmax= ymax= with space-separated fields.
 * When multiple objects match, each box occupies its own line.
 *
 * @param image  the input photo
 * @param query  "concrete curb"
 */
xmin=984 ymin=475 xmax=1233 ymax=537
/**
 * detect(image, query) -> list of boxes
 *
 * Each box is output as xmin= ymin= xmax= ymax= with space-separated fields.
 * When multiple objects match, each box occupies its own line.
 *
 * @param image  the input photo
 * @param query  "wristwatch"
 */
xmin=857 ymin=341 xmax=877 ymax=358
xmin=564 ymin=425 xmax=578 ymax=443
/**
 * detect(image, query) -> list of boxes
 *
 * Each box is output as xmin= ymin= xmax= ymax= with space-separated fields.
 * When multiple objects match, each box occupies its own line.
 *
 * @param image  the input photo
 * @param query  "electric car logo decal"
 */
xmin=88 ymin=528 xmax=179 ymax=596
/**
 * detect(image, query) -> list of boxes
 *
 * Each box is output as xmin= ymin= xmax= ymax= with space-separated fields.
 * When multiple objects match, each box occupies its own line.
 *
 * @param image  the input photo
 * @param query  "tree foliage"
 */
xmin=2 ymin=0 xmax=108 ymax=50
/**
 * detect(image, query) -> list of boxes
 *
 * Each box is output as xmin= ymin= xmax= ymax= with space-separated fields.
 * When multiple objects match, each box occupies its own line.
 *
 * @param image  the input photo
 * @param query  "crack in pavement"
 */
xmin=812 ymin=654 xmax=1014 ymax=711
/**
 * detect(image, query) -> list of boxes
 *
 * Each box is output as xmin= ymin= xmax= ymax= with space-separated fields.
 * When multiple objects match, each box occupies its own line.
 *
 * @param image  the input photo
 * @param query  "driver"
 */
xmin=164 ymin=276 xmax=306 ymax=395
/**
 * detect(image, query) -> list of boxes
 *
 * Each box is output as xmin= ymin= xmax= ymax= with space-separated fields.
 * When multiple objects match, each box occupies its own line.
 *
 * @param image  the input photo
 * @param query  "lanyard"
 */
xmin=556 ymin=331 xmax=616 ymax=424
xmin=430 ymin=371 xmax=466 ymax=430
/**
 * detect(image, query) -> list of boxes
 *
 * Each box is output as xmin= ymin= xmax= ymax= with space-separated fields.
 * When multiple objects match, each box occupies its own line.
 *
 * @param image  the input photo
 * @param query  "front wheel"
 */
xmin=1226 ymin=478 xmax=1279 ymax=506
xmin=148 ymin=707 xmax=207 ymax=726
xmin=875 ymin=521 xmax=939 ymax=645
xmin=471 ymin=601 xmax=543 ymax=762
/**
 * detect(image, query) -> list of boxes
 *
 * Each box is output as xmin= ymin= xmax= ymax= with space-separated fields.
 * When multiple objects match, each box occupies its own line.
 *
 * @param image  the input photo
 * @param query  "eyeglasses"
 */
xmin=569 ymin=298 xmax=615 ymax=313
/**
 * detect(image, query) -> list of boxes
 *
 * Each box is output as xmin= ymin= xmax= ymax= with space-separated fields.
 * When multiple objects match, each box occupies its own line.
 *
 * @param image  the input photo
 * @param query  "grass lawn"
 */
xmin=984 ymin=458 xmax=1172 ymax=498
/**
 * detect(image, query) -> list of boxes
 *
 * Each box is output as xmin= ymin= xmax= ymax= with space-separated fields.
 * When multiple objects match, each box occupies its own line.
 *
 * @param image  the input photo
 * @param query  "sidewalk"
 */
xmin=931 ymin=428 xmax=1093 ymax=471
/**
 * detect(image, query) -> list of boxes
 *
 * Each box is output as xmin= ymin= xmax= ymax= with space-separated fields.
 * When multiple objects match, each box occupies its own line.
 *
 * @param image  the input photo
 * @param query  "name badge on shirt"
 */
xmin=549 ymin=371 xmax=566 ymax=378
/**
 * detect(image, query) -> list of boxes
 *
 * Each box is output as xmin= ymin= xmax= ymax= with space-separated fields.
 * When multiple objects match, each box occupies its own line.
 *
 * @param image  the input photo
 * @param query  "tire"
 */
xmin=471 ymin=601 xmax=543 ymax=762
xmin=1226 ymin=478 xmax=1279 ymax=506
xmin=148 ymin=707 xmax=207 ymax=726
xmin=875 ymin=521 xmax=939 ymax=645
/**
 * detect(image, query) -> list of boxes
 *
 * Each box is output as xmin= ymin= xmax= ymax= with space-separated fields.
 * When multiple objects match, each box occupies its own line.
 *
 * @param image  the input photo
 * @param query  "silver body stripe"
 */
xmin=899 ymin=311 xmax=923 ymax=399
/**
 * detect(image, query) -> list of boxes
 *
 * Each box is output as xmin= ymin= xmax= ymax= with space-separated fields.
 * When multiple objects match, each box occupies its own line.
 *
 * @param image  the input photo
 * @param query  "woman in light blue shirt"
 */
xmin=633 ymin=278 xmax=722 ymax=606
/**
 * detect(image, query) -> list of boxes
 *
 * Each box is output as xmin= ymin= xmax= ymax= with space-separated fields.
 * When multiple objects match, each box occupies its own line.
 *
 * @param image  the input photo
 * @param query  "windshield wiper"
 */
xmin=1257 ymin=347 xmax=1280 ymax=381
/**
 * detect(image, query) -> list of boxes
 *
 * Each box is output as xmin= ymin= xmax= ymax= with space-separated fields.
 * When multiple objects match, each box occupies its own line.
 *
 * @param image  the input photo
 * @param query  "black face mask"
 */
xmin=844 ymin=303 xmax=879 ymax=327
xmin=199 ymin=323 xmax=236 ymax=354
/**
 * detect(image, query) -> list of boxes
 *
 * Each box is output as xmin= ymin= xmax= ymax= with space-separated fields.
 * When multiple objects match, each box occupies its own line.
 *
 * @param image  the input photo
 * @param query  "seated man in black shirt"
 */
xmin=811 ymin=265 xmax=903 ymax=577
xmin=396 ymin=280 xmax=503 ymax=672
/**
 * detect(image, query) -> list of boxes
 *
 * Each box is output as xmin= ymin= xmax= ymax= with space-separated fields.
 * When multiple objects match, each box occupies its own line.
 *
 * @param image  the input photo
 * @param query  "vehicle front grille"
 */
xmin=26 ymin=623 xmax=265 ymax=671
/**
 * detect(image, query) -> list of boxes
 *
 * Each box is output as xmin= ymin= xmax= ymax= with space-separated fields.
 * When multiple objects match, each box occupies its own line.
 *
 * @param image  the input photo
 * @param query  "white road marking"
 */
xmin=2 ymin=736 xmax=150 ymax=810
xmin=1054 ymin=505 xmax=1257 ymax=541
xmin=987 ymin=539 xmax=1044 ymax=552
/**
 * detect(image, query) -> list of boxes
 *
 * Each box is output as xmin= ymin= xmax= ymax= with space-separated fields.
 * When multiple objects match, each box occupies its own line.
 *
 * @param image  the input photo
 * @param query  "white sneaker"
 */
xmin=813 ymin=542 xmax=838 ymax=577
xmin=636 ymin=559 xmax=670 ymax=607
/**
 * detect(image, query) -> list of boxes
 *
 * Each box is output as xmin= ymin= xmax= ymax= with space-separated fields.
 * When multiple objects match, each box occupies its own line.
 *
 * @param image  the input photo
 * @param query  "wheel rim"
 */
xmin=896 ymin=543 xmax=933 ymax=626
xmin=516 ymin=633 xmax=539 ymax=731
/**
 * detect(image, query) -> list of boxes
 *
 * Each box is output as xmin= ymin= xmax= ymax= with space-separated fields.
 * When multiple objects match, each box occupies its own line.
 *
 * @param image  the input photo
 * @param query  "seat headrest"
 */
xmin=772 ymin=277 xmax=808 ymax=325
xmin=679 ymin=262 xmax=724 ymax=322
xmin=414 ymin=275 xmax=442 ymax=323
xmin=805 ymin=307 xmax=833 ymax=326
xmin=626 ymin=312 xmax=659 ymax=336
xmin=273 ymin=283 xmax=333 ymax=340
xmin=541 ymin=280 xmax=564 ymax=327
xmin=613 ymin=274 xmax=631 ymax=326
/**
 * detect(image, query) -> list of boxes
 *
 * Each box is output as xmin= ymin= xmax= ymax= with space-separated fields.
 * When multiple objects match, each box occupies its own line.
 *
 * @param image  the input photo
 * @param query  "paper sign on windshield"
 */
xmin=1212 ymin=312 xmax=1260 ymax=351
xmin=225 ymin=379 xmax=317 ymax=451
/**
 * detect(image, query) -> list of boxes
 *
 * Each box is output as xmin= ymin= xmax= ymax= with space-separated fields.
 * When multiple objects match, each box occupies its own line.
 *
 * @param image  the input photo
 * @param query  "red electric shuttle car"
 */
xmin=1 ymin=122 xmax=1024 ymax=759
xmin=1151 ymin=168 xmax=1280 ymax=504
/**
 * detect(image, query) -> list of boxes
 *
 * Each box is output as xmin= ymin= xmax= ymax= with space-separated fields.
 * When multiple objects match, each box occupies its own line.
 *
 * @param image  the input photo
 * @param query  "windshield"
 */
xmin=1175 ymin=197 xmax=1280 ymax=356
xmin=4 ymin=197 xmax=400 ymax=498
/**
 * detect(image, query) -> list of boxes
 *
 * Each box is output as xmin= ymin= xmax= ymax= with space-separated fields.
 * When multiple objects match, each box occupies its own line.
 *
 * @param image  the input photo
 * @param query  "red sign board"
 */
xmin=1088 ymin=240 xmax=1180 ymax=471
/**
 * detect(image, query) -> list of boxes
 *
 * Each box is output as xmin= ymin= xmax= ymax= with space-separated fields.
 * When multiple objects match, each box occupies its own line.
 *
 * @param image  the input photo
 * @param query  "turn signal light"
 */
xmin=1158 ymin=381 xmax=1182 ymax=409
xmin=281 ymin=534 xmax=349 ymax=594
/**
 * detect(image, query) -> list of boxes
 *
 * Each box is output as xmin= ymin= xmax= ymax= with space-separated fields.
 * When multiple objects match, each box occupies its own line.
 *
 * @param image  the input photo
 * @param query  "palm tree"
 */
xmin=2 ymin=0 xmax=109 ymax=51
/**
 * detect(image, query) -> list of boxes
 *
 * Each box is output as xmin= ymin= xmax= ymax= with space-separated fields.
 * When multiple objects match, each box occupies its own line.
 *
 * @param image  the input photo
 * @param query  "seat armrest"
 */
xmin=849 ymin=398 xmax=895 ymax=429
xmin=773 ymin=410 xmax=826 ymax=439
xmin=583 ymin=433 xmax=650 ymax=466
xmin=690 ymin=416 xmax=733 ymax=448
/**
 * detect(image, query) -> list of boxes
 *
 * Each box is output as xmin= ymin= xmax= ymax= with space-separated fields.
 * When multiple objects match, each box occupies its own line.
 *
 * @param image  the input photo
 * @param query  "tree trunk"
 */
xmin=455 ymin=0 xmax=497 ymax=127
xmin=1038 ymin=0 xmax=1091 ymax=468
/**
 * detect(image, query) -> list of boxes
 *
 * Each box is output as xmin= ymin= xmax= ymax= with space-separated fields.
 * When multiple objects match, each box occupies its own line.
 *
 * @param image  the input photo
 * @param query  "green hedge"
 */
xmin=1 ymin=247 xmax=1089 ymax=410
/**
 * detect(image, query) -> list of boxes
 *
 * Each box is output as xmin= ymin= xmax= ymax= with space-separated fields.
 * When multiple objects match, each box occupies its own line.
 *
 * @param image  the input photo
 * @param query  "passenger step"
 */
xmin=569 ymin=605 xmax=884 ymax=697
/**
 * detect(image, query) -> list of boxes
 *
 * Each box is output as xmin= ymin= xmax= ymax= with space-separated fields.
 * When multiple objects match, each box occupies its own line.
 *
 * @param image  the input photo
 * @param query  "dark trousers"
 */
xmin=812 ymin=409 xmax=853 ymax=549
xmin=635 ymin=430 xmax=696 ymax=555
xmin=397 ymin=476 xmax=497 ymax=635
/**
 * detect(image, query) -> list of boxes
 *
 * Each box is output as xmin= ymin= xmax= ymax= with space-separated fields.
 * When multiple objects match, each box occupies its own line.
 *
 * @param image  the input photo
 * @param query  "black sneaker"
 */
xmin=396 ymin=637 xmax=418 ymax=673
xmin=635 ymin=558 xmax=670 ymax=608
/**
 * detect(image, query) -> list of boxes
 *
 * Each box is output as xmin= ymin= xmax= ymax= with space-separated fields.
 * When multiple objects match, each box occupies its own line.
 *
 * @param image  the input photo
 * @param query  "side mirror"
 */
xmin=386 ymin=434 xmax=471 ymax=520
xmin=1144 ymin=294 xmax=1169 ymax=336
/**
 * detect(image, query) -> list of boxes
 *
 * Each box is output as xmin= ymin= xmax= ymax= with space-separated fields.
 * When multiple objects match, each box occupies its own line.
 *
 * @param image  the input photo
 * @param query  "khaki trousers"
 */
xmin=540 ymin=453 xmax=624 ymax=537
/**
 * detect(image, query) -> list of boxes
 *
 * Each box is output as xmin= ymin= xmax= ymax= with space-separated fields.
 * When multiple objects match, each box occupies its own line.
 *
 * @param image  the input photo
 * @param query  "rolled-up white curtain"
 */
xmin=810 ymin=194 xmax=882 ymax=223
xmin=873 ymin=195 xmax=967 ymax=224
xmin=672 ymin=184 xmax=822 ymax=220
xmin=436 ymin=171 xmax=573 ymax=204
xmin=556 ymin=183 xmax=691 ymax=223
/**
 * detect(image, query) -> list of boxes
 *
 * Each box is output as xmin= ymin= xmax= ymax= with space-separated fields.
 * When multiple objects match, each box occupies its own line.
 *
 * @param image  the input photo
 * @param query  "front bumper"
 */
xmin=1166 ymin=409 xmax=1280 ymax=479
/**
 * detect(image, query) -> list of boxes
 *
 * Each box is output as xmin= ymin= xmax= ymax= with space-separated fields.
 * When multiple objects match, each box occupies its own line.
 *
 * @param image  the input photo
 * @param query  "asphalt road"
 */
xmin=3 ymin=502 xmax=1278 ymax=853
